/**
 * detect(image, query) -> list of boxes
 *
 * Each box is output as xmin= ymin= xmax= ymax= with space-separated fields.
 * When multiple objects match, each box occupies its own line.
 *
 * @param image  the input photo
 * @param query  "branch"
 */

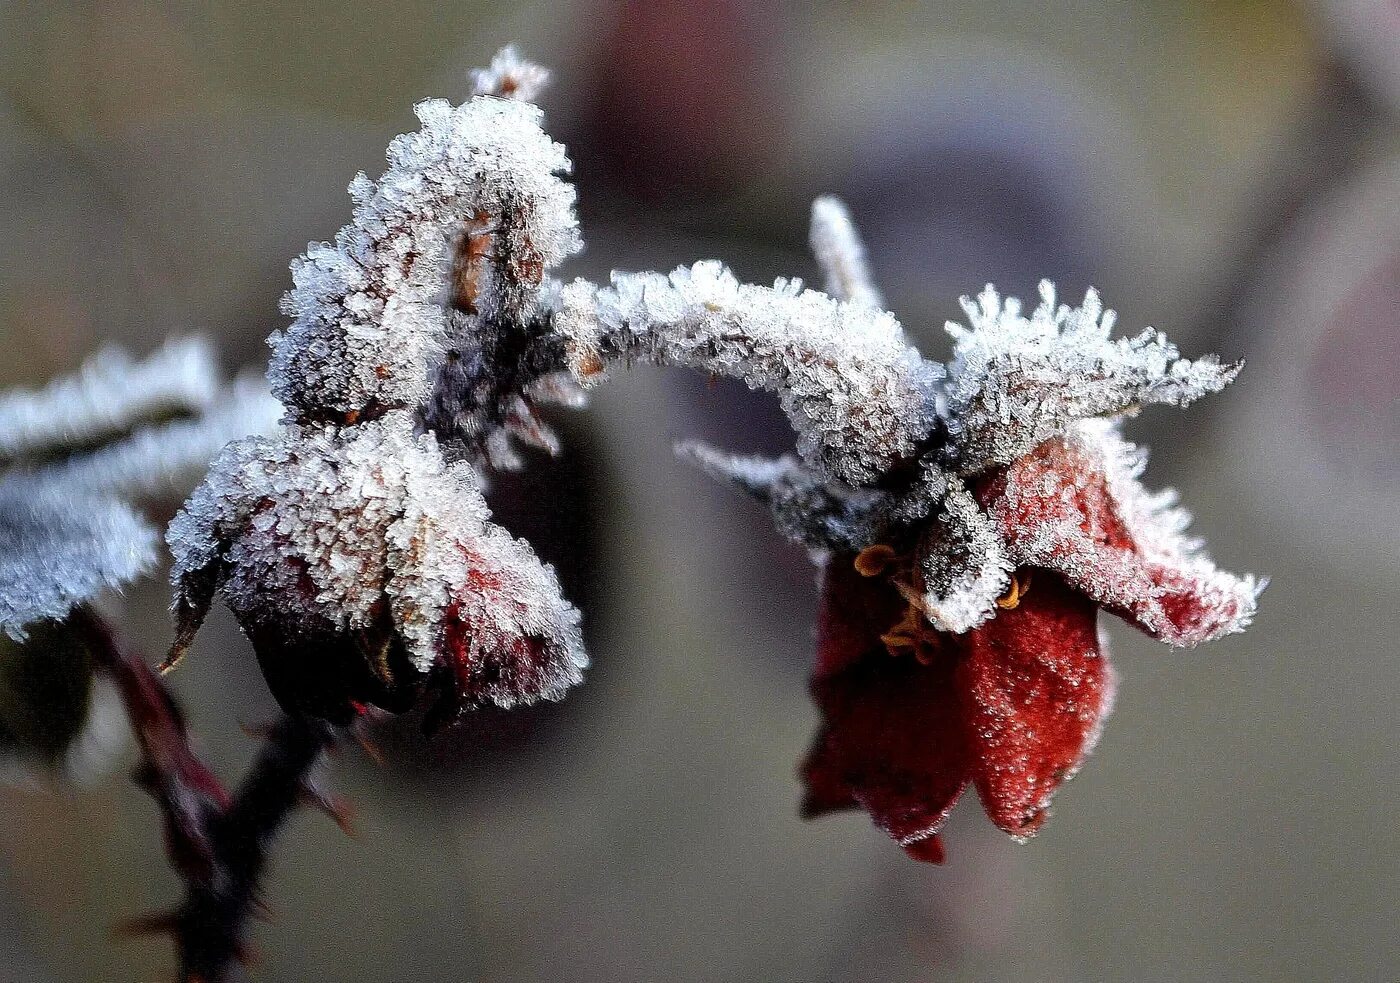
xmin=72 ymin=609 xmax=340 ymax=982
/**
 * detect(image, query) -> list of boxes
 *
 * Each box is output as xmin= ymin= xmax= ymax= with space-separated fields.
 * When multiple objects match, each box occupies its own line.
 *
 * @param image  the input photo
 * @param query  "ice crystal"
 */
xmin=941 ymin=281 xmax=1241 ymax=474
xmin=556 ymin=261 xmax=941 ymax=486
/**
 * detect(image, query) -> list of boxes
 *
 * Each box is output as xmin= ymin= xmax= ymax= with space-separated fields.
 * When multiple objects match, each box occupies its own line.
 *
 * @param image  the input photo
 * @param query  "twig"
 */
xmin=72 ymin=608 xmax=340 ymax=982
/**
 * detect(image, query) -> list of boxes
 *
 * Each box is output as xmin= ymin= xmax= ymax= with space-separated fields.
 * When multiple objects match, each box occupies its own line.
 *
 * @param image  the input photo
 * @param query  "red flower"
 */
xmin=801 ymin=423 xmax=1259 ymax=862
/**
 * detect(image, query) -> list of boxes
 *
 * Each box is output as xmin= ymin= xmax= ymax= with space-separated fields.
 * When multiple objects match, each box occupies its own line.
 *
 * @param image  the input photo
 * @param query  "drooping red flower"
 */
xmin=801 ymin=421 xmax=1259 ymax=862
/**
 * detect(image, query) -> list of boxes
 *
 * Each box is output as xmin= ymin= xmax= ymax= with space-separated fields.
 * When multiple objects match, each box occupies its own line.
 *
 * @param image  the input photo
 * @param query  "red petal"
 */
xmin=801 ymin=556 xmax=970 ymax=859
xmin=977 ymin=428 xmax=1257 ymax=647
xmin=810 ymin=552 xmax=907 ymax=681
xmin=956 ymin=575 xmax=1115 ymax=837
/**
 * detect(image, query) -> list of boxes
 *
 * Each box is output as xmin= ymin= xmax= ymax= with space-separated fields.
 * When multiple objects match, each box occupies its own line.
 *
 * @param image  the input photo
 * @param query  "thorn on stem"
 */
xmin=300 ymin=780 xmax=357 ymax=837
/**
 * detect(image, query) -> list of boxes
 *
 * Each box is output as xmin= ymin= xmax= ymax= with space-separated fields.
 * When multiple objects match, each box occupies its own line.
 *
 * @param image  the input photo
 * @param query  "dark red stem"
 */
xmin=73 ymin=608 xmax=338 ymax=982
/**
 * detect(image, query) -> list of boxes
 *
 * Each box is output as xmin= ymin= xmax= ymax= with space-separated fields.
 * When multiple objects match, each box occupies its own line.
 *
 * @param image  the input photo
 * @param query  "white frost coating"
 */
xmin=557 ymin=261 xmax=942 ymax=485
xmin=0 ymin=342 xmax=277 ymax=641
xmin=387 ymin=459 xmax=585 ymax=707
xmin=471 ymin=45 xmax=551 ymax=103
xmin=0 ymin=483 xmax=157 ymax=639
xmin=677 ymin=441 xmax=887 ymax=551
xmin=942 ymin=281 xmax=1240 ymax=473
xmin=24 ymin=374 xmax=282 ymax=503
xmin=915 ymin=477 xmax=1011 ymax=634
xmin=0 ymin=337 xmax=217 ymax=463
xmin=988 ymin=420 xmax=1261 ymax=645
xmin=168 ymin=412 xmax=584 ymax=706
xmin=170 ymin=413 xmax=453 ymax=634
xmin=1088 ymin=420 xmax=1263 ymax=640
xmin=271 ymin=92 xmax=580 ymax=418
xmin=809 ymin=196 xmax=884 ymax=309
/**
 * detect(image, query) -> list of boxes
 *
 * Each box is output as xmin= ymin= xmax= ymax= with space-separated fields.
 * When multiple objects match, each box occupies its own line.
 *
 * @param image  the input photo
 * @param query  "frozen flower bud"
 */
xmin=167 ymin=413 xmax=585 ymax=724
xmin=271 ymin=89 xmax=580 ymax=424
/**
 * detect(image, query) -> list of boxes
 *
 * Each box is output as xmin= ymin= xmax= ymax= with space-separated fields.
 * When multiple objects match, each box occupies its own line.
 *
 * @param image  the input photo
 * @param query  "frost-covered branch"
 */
xmin=168 ymin=47 xmax=1257 ymax=744
xmin=72 ymin=608 xmax=339 ymax=983
xmin=553 ymin=261 xmax=940 ymax=486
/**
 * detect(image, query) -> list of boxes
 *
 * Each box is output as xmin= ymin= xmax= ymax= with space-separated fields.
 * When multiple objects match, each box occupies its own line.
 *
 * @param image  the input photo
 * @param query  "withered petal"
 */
xmin=956 ymin=575 xmax=1115 ymax=838
xmin=978 ymin=425 xmax=1258 ymax=648
xmin=801 ymin=557 xmax=971 ymax=861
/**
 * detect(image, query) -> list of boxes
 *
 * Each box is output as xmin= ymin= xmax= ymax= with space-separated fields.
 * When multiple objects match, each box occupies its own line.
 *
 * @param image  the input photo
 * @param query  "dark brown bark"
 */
xmin=73 ymin=609 xmax=340 ymax=982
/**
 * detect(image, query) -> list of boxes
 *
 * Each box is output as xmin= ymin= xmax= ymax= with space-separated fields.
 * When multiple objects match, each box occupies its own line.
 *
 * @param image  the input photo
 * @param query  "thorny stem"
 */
xmin=71 ymin=608 xmax=341 ymax=982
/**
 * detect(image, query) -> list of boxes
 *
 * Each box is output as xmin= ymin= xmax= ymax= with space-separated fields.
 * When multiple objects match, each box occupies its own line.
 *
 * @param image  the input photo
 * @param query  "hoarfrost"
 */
xmin=23 ymin=374 xmax=282 ymax=503
xmin=556 ymin=261 xmax=941 ymax=486
xmin=271 ymin=88 xmax=579 ymax=420
xmin=942 ymin=281 xmax=1240 ymax=473
xmin=982 ymin=419 xmax=1261 ymax=646
xmin=0 ymin=336 xmax=217 ymax=464
xmin=167 ymin=412 xmax=584 ymax=707
xmin=676 ymin=441 xmax=886 ymax=551
xmin=0 ymin=339 xmax=277 ymax=640
xmin=0 ymin=483 xmax=156 ymax=639
xmin=914 ymin=477 xmax=1011 ymax=634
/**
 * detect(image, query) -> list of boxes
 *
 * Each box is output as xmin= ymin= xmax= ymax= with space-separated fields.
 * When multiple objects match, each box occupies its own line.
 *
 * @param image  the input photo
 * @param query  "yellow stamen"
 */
xmin=995 ymin=571 xmax=1032 ymax=610
xmin=854 ymin=544 xmax=898 ymax=577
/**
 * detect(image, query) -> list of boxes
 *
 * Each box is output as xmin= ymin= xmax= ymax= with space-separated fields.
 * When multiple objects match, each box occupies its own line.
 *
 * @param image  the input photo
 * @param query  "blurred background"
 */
xmin=1 ymin=0 xmax=1397 ymax=979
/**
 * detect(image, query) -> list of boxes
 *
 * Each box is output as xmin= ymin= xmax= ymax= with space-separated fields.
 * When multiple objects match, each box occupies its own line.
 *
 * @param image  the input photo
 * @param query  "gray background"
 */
xmin=0 ymin=0 xmax=1396 ymax=979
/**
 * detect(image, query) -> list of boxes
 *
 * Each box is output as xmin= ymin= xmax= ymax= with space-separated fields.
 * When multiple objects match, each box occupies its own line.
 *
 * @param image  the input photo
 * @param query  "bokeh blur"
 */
xmin=1 ymin=0 xmax=1397 ymax=980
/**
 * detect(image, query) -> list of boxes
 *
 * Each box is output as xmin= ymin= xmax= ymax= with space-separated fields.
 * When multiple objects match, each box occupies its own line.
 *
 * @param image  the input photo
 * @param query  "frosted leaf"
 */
xmin=809 ymin=196 xmax=884 ymax=309
xmin=0 ymin=338 xmax=276 ymax=643
xmin=942 ymin=281 xmax=1241 ymax=473
xmin=979 ymin=420 xmax=1262 ymax=646
xmin=913 ymin=477 xmax=1011 ymax=634
xmin=0 ymin=482 xmax=157 ymax=639
xmin=471 ymin=45 xmax=551 ymax=103
xmin=21 ymin=374 xmax=282 ymax=504
xmin=676 ymin=441 xmax=885 ymax=551
xmin=556 ymin=262 xmax=942 ymax=486
xmin=271 ymin=92 xmax=580 ymax=420
xmin=167 ymin=412 xmax=584 ymax=710
xmin=0 ymin=337 xmax=217 ymax=465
